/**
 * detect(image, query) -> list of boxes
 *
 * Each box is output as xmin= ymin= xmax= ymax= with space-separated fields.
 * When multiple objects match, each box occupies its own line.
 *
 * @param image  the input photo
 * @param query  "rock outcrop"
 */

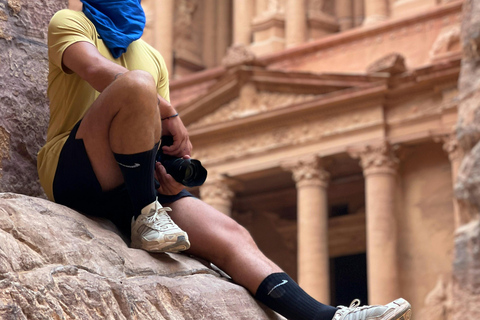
xmin=452 ymin=0 xmax=480 ymax=318
xmin=0 ymin=193 xmax=282 ymax=319
xmin=0 ymin=0 xmax=60 ymax=197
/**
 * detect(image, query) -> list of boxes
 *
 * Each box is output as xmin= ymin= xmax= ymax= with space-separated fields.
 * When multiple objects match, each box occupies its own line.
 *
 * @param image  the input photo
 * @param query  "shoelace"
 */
xmin=144 ymin=203 xmax=177 ymax=231
xmin=337 ymin=299 xmax=375 ymax=319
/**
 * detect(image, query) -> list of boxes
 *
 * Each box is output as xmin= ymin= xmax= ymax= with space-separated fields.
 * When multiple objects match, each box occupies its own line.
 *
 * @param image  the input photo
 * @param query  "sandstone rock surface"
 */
xmin=453 ymin=0 xmax=480 ymax=318
xmin=0 ymin=193 xmax=282 ymax=319
xmin=0 ymin=0 xmax=64 ymax=197
xmin=451 ymin=220 xmax=480 ymax=320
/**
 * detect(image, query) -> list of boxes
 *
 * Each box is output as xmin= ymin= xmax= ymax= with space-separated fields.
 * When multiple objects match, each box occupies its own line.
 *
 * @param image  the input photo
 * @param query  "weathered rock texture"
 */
xmin=453 ymin=0 xmax=480 ymax=318
xmin=0 ymin=193 xmax=282 ymax=319
xmin=0 ymin=0 xmax=62 ymax=197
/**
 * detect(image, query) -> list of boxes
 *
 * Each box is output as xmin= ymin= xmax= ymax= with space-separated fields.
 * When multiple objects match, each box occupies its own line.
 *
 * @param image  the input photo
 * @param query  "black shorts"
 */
xmin=52 ymin=120 xmax=193 ymax=238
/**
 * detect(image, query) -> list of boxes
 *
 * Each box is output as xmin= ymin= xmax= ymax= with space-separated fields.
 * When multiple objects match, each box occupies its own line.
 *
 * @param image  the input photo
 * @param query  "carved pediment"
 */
xmin=188 ymin=86 xmax=321 ymax=130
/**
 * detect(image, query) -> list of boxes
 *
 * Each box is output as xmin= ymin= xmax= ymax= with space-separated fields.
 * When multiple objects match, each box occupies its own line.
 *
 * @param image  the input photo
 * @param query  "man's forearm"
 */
xmin=157 ymin=95 xmax=177 ymax=119
xmin=83 ymin=61 xmax=129 ymax=93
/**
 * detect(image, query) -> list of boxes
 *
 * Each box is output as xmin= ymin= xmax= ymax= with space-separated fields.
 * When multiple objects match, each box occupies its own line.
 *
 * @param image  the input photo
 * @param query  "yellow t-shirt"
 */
xmin=37 ymin=9 xmax=170 ymax=201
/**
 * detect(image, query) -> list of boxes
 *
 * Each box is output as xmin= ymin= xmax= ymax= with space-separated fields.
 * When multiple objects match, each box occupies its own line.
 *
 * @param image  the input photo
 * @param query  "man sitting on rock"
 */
xmin=37 ymin=1 xmax=412 ymax=319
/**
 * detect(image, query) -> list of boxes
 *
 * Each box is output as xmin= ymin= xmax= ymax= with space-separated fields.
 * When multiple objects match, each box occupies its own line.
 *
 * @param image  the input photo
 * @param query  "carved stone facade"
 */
xmin=200 ymin=177 xmax=235 ymax=216
xmin=349 ymin=142 xmax=399 ymax=175
xmin=166 ymin=1 xmax=463 ymax=314
xmin=62 ymin=0 xmax=471 ymax=316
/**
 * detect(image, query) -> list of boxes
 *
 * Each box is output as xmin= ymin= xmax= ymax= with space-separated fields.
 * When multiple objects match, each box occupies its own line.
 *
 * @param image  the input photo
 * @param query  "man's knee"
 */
xmin=120 ymin=70 xmax=155 ymax=88
xmin=221 ymin=217 xmax=257 ymax=249
xmin=116 ymin=70 xmax=158 ymax=114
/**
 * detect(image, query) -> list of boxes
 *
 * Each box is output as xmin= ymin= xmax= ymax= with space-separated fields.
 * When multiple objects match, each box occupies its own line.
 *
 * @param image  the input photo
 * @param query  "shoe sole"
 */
xmin=388 ymin=298 xmax=412 ymax=320
xmin=133 ymin=235 xmax=191 ymax=253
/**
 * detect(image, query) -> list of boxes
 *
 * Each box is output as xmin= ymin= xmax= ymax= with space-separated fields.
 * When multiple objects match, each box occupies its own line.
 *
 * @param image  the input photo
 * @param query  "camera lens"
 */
xmin=157 ymin=135 xmax=208 ymax=187
xmin=184 ymin=166 xmax=193 ymax=180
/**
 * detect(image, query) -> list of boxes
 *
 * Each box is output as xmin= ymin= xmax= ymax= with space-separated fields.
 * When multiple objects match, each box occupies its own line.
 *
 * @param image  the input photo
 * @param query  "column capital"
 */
xmin=348 ymin=142 xmax=399 ymax=176
xmin=199 ymin=177 xmax=235 ymax=204
xmin=433 ymin=133 xmax=464 ymax=162
xmin=282 ymin=155 xmax=330 ymax=187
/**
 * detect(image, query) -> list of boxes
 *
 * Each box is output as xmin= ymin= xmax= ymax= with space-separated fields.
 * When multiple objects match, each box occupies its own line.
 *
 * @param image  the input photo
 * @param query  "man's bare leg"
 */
xmin=168 ymin=197 xmax=412 ymax=320
xmin=168 ymin=196 xmax=281 ymax=292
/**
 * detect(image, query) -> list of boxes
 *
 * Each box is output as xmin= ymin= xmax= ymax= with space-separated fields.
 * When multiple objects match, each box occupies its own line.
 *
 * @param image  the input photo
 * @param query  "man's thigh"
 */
xmin=75 ymin=86 xmax=124 ymax=191
xmin=75 ymin=70 xmax=160 ymax=192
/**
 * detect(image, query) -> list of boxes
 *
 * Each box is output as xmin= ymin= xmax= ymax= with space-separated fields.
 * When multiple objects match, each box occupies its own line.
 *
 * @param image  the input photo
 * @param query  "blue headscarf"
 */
xmin=81 ymin=0 xmax=146 ymax=59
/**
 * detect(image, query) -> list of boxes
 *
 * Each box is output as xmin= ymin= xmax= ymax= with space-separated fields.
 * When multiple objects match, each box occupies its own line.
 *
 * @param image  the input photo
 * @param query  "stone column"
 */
xmin=353 ymin=0 xmax=365 ymax=27
xmin=203 ymin=0 xmax=217 ymax=68
xmin=349 ymin=142 xmax=400 ymax=305
xmin=336 ymin=0 xmax=354 ymax=31
xmin=216 ymin=0 xmax=231 ymax=64
xmin=200 ymin=178 xmax=235 ymax=216
xmin=233 ymin=0 xmax=255 ymax=45
xmin=436 ymin=133 xmax=465 ymax=228
xmin=284 ymin=156 xmax=331 ymax=303
xmin=286 ymin=0 xmax=307 ymax=48
xmin=154 ymin=0 xmax=174 ymax=76
xmin=363 ymin=0 xmax=389 ymax=25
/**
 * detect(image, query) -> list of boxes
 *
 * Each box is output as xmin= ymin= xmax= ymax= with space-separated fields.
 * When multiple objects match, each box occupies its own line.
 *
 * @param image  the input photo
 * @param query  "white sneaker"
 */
xmin=332 ymin=298 xmax=411 ymax=320
xmin=131 ymin=200 xmax=190 ymax=253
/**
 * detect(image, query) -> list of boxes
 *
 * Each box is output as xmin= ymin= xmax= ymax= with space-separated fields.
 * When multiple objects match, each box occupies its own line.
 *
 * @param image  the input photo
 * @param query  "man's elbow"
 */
xmin=82 ymin=60 xmax=110 ymax=92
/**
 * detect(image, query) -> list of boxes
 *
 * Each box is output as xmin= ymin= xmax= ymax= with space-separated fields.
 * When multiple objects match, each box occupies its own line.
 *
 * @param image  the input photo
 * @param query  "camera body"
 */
xmin=156 ymin=136 xmax=208 ymax=187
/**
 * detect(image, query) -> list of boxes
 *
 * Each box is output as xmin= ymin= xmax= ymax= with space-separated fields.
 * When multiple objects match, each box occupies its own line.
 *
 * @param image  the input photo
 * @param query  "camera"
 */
xmin=156 ymin=136 xmax=208 ymax=187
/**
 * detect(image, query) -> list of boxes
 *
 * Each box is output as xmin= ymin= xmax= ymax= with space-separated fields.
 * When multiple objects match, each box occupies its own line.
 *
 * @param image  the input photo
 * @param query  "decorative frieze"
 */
xmin=192 ymin=106 xmax=380 ymax=163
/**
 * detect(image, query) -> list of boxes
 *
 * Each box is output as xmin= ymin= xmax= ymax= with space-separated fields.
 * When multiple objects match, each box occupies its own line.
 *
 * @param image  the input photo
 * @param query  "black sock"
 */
xmin=255 ymin=272 xmax=338 ymax=320
xmin=113 ymin=142 xmax=159 ymax=218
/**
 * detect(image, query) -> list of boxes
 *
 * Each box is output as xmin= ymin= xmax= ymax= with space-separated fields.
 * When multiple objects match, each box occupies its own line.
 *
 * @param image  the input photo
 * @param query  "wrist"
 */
xmin=161 ymin=113 xmax=179 ymax=121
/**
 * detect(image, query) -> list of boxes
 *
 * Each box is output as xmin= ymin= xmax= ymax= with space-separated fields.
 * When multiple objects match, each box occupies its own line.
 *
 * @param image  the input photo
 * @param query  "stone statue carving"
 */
xmin=221 ymin=44 xmax=256 ymax=67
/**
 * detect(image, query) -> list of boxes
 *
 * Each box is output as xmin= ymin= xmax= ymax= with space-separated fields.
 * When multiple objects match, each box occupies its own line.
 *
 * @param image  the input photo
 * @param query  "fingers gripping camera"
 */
xmin=156 ymin=136 xmax=208 ymax=188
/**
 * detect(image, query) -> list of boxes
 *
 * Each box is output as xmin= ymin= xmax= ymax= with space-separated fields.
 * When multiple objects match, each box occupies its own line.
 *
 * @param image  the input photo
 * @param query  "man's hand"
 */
xmin=157 ymin=96 xmax=192 ymax=158
xmin=154 ymin=161 xmax=185 ymax=195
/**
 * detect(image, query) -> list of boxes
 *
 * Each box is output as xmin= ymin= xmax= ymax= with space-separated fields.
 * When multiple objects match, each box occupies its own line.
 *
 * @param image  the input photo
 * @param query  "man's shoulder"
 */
xmin=50 ymin=9 xmax=89 ymax=27
xmin=130 ymin=39 xmax=162 ymax=60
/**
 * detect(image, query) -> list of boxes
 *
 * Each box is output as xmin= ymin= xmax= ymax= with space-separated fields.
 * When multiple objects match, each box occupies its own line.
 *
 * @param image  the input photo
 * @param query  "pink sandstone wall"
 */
xmin=397 ymin=142 xmax=455 ymax=316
